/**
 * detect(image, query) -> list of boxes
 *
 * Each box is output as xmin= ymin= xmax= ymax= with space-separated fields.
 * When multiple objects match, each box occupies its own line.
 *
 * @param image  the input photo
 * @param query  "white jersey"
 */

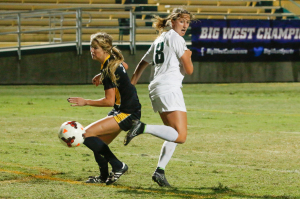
xmin=142 ymin=29 xmax=188 ymax=99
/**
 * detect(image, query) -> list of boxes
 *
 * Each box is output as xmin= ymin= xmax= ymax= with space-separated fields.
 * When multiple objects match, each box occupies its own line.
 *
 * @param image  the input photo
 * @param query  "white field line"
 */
xmin=115 ymin=152 xmax=300 ymax=175
xmin=2 ymin=108 xmax=300 ymax=122
xmin=187 ymin=108 xmax=300 ymax=117
xmin=280 ymin=131 xmax=300 ymax=134
xmin=2 ymin=139 xmax=299 ymax=174
xmin=1 ymin=115 xmax=95 ymax=121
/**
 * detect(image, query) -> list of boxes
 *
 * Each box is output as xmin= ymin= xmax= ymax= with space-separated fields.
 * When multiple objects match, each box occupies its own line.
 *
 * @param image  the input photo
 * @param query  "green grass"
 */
xmin=1 ymin=83 xmax=300 ymax=198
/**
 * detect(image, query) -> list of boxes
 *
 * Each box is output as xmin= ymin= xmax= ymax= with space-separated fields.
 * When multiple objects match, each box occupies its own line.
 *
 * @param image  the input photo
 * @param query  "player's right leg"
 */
xmin=152 ymin=141 xmax=176 ymax=187
xmin=152 ymin=111 xmax=187 ymax=186
xmin=152 ymin=89 xmax=188 ymax=186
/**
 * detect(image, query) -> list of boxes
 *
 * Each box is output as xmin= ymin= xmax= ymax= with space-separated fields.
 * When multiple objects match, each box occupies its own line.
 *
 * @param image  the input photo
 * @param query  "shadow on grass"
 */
xmin=116 ymin=183 xmax=298 ymax=199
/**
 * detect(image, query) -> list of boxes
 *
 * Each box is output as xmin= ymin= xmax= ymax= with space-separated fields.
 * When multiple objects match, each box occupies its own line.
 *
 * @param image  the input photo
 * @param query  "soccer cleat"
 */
xmin=152 ymin=171 xmax=171 ymax=187
xmin=85 ymin=175 xmax=107 ymax=183
xmin=124 ymin=120 xmax=145 ymax=146
xmin=105 ymin=163 xmax=128 ymax=185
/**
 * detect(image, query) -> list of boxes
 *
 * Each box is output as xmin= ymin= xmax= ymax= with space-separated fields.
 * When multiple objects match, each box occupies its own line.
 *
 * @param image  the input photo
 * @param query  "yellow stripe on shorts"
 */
xmin=113 ymin=112 xmax=130 ymax=123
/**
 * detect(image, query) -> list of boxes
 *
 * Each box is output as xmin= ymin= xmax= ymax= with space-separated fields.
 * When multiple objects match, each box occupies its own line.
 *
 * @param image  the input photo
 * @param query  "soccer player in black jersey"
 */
xmin=67 ymin=32 xmax=141 ymax=185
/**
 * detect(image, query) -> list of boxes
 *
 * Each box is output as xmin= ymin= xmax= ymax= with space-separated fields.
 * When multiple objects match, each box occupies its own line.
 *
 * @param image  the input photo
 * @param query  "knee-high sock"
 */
xmin=84 ymin=137 xmax=122 ymax=171
xmin=157 ymin=141 xmax=177 ymax=170
xmin=144 ymin=125 xmax=178 ymax=142
xmin=99 ymin=143 xmax=123 ymax=171
xmin=93 ymin=152 xmax=109 ymax=178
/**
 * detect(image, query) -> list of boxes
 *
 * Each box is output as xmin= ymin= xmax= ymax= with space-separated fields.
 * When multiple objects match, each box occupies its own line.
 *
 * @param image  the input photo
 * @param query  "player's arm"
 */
xmin=131 ymin=60 xmax=149 ymax=85
xmin=122 ymin=62 xmax=129 ymax=70
xmin=180 ymin=49 xmax=193 ymax=75
xmin=92 ymin=73 xmax=102 ymax=86
xmin=68 ymin=88 xmax=115 ymax=107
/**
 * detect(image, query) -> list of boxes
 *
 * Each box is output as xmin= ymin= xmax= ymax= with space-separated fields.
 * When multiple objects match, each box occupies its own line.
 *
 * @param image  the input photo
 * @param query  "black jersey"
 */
xmin=101 ymin=58 xmax=141 ymax=114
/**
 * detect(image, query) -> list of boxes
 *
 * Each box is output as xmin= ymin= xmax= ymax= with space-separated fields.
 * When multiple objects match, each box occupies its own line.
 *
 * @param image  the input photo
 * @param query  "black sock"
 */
xmin=99 ymin=144 xmax=123 ymax=172
xmin=84 ymin=137 xmax=122 ymax=172
xmin=93 ymin=152 xmax=108 ymax=179
xmin=155 ymin=167 xmax=165 ymax=174
xmin=83 ymin=137 xmax=104 ymax=153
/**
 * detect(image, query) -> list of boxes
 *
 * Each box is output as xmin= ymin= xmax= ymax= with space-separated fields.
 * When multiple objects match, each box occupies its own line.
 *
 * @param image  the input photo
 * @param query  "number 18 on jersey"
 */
xmin=154 ymin=42 xmax=164 ymax=64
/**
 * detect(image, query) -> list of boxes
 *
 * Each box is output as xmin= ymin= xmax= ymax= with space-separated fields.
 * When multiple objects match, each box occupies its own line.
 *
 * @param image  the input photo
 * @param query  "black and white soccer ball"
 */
xmin=58 ymin=121 xmax=85 ymax=147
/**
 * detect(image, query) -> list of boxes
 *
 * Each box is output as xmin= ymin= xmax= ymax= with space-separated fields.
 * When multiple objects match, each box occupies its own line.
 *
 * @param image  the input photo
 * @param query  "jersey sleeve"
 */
xmin=170 ymin=34 xmax=187 ymax=59
xmin=141 ymin=42 xmax=155 ymax=64
xmin=102 ymin=73 xmax=115 ymax=90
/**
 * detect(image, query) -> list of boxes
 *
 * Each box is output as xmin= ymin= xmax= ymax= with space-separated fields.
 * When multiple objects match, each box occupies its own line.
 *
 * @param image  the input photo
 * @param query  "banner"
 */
xmin=191 ymin=19 xmax=300 ymax=61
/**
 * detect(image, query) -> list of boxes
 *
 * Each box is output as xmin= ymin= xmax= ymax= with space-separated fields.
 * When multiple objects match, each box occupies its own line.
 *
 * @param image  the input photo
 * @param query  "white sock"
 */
xmin=144 ymin=125 xmax=178 ymax=142
xmin=157 ymin=141 xmax=177 ymax=169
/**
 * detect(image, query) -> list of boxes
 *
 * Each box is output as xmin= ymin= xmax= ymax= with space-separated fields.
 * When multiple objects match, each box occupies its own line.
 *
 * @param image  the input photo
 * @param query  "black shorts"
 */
xmin=108 ymin=108 xmax=141 ymax=131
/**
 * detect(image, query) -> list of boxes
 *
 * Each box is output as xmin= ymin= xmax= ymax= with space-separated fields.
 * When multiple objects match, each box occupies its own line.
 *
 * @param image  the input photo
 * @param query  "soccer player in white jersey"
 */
xmin=124 ymin=8 xmax=194 ymax=187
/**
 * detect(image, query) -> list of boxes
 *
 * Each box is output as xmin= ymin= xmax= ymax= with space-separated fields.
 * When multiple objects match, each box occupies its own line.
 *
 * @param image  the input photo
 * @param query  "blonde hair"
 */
xmin=153 ymin=8 xmax=194 ymax=34
xmin=90 ymin=32 xmax=124 ymax=86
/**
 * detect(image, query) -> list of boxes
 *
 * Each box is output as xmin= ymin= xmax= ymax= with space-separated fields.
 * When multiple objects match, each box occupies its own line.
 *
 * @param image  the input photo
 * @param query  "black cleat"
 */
xmin=152 ymin=171 xmax=171 ymax=187
xmin=85 ymin=175 xmax=107 ymax=183
xmin=106 ymin=163 xmax=128 ymax=185
xmin=124 ymin=120 xmax=145 ymax=146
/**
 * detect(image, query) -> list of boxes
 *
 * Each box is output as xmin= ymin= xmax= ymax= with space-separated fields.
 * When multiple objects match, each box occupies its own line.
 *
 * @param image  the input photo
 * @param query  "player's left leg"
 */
xmin=160 ymin=111 xmax=188 ymax=143
xmin=124 ymin=120 xmax=179 ymax=146
xmin=86 ymin=153 xmax=109 ymax=183
xmin=86 ymin=131 xmax=122 ymax=184
xmin=124 ymin=90 xmax=187 ymax=145
xmin=83 ymin=116 xmax=128 ymax=185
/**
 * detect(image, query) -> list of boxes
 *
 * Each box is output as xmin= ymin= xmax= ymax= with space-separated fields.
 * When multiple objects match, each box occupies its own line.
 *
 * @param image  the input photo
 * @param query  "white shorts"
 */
xmin=150 ymin=88 xmax=186 ymax=113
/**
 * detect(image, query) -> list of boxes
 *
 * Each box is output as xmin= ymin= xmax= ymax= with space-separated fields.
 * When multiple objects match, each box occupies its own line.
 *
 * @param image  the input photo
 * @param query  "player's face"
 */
xmin=90 ymin=44 xmax=108 ymax=63
xmin=171 ymin=14 xmax=190 ymax=37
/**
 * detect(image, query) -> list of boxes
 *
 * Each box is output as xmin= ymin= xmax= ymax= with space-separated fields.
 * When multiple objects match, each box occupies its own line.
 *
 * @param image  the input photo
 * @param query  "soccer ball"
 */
xmin=58 ymin=121 xmax=85 ymax=147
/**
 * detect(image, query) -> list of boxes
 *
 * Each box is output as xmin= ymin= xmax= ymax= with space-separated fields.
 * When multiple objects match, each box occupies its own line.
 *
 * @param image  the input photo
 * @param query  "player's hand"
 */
xmin=92 ymin=73 xmax=102 ymax=86
xmin=67 ymin=97 xmax=87 ymax=106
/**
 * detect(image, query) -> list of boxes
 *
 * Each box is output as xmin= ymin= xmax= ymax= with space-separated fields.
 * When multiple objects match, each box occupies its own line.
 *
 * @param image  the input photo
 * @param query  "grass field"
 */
xmin=1 ymin=83 xmax=300 ymax=199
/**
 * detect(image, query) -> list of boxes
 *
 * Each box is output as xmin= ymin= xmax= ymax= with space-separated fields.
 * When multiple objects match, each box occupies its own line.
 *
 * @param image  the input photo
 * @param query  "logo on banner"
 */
xmin=201 ymin=47 xmax=205 ymax=56
xmin=197 ymin=47 xmax=248 ymax=56
xmin=206 ymin=48 xmax=248 ymax=55
xmin=264 ymin=48 xmax=294 ymax=55
xmin=253 ymin=47 xmax=264 ymax=57
xmin=253 ymin=47 xmax=294 ymax=56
